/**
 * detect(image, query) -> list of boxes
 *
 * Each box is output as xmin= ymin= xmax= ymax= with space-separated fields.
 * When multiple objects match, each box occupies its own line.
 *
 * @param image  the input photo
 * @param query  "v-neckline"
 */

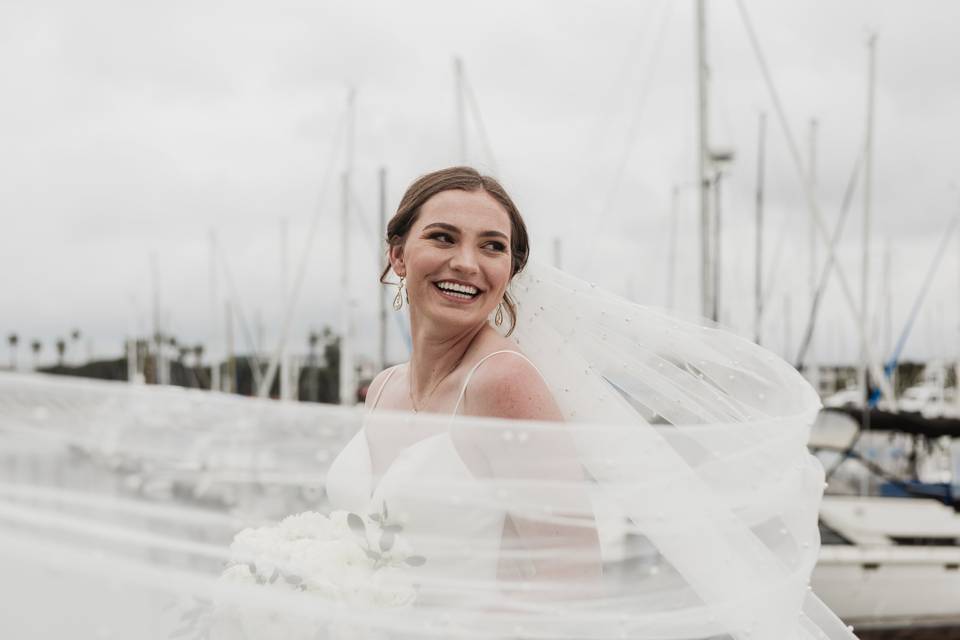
xmin=361 ymin=428 xmax=445 ymax=500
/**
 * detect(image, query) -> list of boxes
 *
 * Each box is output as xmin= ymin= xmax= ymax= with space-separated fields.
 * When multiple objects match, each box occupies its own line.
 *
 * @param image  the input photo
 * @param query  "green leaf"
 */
xmin=368 ymin=513 xmax=382 ymax=523
xmin=363 ymin=549 xmax=380 ymax=561
xmin=382 ymin=501 xmax=389 ymax=520
xmin=347 ymin=512 xmax=366 ymax=537
xmin=405 ymin=555 xmax=426 ymax=567
xmin=268 ymin=568 xmax=280 ymax=584
xmin=379 ymin=529 xmax=395 ymax=552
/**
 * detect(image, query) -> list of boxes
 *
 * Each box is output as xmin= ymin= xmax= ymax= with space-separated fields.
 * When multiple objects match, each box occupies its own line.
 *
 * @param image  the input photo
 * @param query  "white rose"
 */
xmin=230 ymin=527 xmax=291 ymax=578
xmin=298 ymin=539 xmax=374 ymax=590
xmin=279 ymin=511 xmax=335 ymax=541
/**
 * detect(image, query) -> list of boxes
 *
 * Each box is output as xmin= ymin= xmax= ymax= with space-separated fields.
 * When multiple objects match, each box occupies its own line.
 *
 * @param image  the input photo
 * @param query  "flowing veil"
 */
xmin=507 ymin=261 xmax=854 ymax=639
xmin=0 ymin=261 xmax=854 ymax=640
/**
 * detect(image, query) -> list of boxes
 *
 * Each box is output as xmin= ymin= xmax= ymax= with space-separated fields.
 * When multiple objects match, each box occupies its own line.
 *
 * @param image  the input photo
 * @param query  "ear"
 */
xmin=388 ymin=243 xmax=405 ymax=278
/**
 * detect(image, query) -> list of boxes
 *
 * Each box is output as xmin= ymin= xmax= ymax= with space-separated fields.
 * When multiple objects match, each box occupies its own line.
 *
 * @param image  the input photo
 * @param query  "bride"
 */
xmin=325 ymin=167 xmax=603 ymax=613
xmin=324 ymin=166 xmax=857 ymax=639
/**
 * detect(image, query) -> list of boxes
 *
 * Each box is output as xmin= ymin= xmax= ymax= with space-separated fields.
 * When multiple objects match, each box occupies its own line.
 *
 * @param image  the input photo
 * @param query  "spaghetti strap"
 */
xmin=451 ymin=350 xmax=544 ymax=417
xmin=369 ymin=365 xmax=401 ymax=412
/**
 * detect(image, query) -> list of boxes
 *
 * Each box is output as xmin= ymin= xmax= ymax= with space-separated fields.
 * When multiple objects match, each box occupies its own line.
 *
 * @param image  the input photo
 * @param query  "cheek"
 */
xmin=491 ymin=261 xmax=512 ymax=292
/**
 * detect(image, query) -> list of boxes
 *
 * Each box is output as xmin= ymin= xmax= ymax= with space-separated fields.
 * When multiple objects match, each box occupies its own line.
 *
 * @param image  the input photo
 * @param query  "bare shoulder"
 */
xmin=364 ymin=364 xmax=405 ymax=410
xmin=462 ymin=350 xmax=563 ymax=422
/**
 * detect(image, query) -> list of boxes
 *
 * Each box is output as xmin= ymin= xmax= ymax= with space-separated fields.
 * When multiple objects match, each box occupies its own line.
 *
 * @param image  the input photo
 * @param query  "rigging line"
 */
xmin=461 ymin=67 xmax=499 ymax=176
xmin=796 ymin=148 xmax=864 ymax=369
xmin=735 ymin=0 xmax=894 ymax=404
xmin=759 ymin=205 xmax=789 ymax=312
xmin=875 ymin=208 xmax=960 ymax=395
xmin=215 ymin=244 xmax=265 ymax=391
xmin=795 ymin=149 xmax=865 ymax=369
xmin=581 ymin=0 xmax=675 ymax=271
xmin=257 ymin=104 xmax=348 ymax=399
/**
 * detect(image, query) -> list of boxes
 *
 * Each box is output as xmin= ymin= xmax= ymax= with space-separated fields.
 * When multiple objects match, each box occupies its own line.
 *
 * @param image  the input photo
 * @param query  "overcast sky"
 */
xmin=2 ymin=0 xmax=959 ymax=368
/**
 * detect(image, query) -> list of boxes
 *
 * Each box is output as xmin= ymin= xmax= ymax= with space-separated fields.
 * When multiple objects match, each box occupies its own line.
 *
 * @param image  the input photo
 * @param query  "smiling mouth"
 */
xmin=433 ymin=281 xmax=481 ymax=301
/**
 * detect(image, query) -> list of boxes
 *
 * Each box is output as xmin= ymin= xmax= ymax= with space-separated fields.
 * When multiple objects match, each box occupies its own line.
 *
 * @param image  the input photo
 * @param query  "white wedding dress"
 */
xmin=326 ymin=351 xmax=541 ymax=612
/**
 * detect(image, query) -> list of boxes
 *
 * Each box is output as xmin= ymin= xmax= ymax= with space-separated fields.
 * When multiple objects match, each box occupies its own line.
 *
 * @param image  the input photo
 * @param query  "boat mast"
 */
xmin=339 ymin=89 xmax=356 ymax=406
xmin=150 ymin=252 xmax=168 ymax=385
xmin=667 ymin=186 xmax=679 ymax=310
xmin=208 ymin=230 xmax=221 ymax=391
xmin=754 ymin=112 xmax=766 ymax=345
xmin=695 ymin=0 xmax=712 ymax=320
xmin=860 ymin=35 xmax=877 ymax=459
xmin=454 ymin=57 xmax=467 ymax=164
xmin=280 ymin=217 xmax=291 ymax=400
xmin=378 ymin=166 xmax=388 ymax=372
xmin=808 ymin=118 xmax=820 ymax=394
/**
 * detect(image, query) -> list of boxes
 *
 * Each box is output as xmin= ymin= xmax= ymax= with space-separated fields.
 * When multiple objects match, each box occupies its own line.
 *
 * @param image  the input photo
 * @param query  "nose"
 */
xmin=449 ymin=243 xmax=480 ymax=275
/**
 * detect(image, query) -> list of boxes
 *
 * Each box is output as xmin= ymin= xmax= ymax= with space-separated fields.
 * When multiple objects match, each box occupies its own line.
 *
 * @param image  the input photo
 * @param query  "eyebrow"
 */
xmin=422 ymin=222 xmax=509 ymax=241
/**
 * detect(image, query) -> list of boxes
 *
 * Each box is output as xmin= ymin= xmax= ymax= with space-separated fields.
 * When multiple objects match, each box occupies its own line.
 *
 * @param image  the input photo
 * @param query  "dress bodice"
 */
xmin=325 ymin=351 xmax=541 ymax=605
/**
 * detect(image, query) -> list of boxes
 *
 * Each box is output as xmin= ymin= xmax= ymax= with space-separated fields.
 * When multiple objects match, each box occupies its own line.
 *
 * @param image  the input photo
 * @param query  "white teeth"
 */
xmin=436 ymin=281 xmax=478 ymax=296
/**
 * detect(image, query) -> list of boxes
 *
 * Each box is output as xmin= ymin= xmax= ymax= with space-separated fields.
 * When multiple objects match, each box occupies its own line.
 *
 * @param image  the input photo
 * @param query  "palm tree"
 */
xmin=55 ymin=338 xmax=66 ymax=367
xmin=30 ymin=339 xmax=42 ymax=370
xmin=7 ymin=333 xmax=18 ymax=370
xmin=70 ymin=329 xmax=81 ymax=365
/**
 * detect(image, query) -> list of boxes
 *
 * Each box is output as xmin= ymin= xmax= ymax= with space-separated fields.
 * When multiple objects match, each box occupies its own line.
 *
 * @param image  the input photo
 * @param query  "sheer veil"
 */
xmin=502 ymin=261 xmax=854 ymax=640
xmin=0 ymin=261 xmax=854 ymax=640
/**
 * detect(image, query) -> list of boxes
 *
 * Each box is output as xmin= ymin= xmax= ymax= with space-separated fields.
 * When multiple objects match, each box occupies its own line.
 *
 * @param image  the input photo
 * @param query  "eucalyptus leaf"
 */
xmin=347 ymin=512 xmax=366 ymax=536
xmin=368 ymin=513 xmax=382 ymax=523
xmin=383 ymin=524 xmax=402 ymax=533
xmin=269 ymin=568 xmax=280 ymax=584
xmin=405 ymin=555 xmax=426 ymax=567
xmin=364 ymin=549 xmax=380 ymax=561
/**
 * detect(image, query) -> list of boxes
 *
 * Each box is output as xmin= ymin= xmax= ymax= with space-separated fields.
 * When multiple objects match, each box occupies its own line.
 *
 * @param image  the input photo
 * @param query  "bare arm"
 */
xmin=460 ymin=355 xmax=603 ymax=595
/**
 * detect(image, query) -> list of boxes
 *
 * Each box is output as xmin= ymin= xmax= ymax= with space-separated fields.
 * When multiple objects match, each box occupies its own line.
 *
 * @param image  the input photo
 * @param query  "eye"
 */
xmin=428 ymin=232 xmax=454 ymax=244
xmin=483 ymin=240 xmax=507 ymax=252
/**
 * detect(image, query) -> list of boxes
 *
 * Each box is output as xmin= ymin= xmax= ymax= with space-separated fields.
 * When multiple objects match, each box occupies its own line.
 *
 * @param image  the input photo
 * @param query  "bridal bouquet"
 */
xmin=176 ymin=503 xmax=425 ymax=640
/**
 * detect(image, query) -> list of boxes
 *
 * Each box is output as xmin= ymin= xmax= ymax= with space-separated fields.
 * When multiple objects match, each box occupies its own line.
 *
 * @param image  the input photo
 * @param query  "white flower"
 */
xmin=229 ymin=526 xmax=290 ymax=578
xmin=279 ymin=511 xmax=336 ymax=541
xmin=218 ymin=507 xmax=422 ymax=625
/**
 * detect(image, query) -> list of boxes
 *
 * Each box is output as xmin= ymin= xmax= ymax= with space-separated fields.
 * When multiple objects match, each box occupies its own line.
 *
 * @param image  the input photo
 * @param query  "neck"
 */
xmin=407 ymin=314 xmax=488 ymax=396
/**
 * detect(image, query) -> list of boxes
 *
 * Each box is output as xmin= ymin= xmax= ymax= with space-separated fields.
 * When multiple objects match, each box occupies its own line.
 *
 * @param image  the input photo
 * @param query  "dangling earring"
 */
xmin=393 ymin=277 xmax=405 ymax=311
xmin=494 ymin=302 xmax=504 ymax=327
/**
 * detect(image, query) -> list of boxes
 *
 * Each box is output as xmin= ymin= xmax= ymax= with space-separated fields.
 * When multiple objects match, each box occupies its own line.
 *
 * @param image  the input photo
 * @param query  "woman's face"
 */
xmin=390 ymin=188 xmax=513 ymax=332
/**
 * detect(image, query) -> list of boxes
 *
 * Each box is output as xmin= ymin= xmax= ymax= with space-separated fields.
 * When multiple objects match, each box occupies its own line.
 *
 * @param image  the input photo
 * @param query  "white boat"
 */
xmin=813 ymin=495 xmax=960 ymax=631
xmin=810 ymin=408 xmax=960 ymax=633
